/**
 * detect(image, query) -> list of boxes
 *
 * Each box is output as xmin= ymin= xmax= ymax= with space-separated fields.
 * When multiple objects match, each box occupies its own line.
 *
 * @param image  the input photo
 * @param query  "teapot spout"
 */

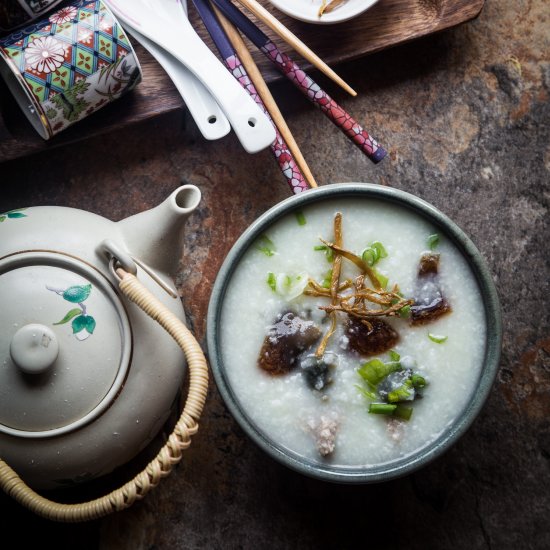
xmin=118 ymin=185 xmax=201 ymax=278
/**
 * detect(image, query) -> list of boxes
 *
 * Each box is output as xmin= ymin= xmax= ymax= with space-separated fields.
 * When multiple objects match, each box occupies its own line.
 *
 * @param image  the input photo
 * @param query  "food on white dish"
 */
xmin=266 ymin=0 xmax=379 ymax=24
xmin=219 ymin=198 xmax=486 ymax=469
xmin=318 ymin=0 xmax=348 ymax=16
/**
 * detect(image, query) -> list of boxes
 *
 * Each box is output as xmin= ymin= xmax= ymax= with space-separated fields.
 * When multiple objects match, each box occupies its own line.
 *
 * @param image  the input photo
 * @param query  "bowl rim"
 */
xmin=206 ymin=182 xmax=503 ymax=483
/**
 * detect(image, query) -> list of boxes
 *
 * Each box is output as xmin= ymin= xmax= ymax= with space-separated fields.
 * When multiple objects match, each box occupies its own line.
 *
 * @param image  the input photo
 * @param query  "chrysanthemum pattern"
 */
xmin=226 ymin=55 xmax=309 ymax=194
xmin=25 ymin=35 xmax=66 ymax=74
xmin=261 ymin=41 xmax=387 ymax=164
xmin=49 ymin=6 xmax=77 ymax=25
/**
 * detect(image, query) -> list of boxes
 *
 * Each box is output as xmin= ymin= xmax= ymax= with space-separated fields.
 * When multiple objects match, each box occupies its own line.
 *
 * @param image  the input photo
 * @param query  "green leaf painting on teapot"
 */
xmin=47 ymin=283 xmax=96 ymax=341
xmin=0 ymin=209 xmax=27 ymax=222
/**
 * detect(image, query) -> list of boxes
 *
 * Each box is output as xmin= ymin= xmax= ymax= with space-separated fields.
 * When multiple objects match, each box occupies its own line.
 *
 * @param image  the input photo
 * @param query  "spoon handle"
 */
xmin=162 ymin=24 xmax=276 ymax=154
xmin=125 ymin=26 xmax=230 ymax=141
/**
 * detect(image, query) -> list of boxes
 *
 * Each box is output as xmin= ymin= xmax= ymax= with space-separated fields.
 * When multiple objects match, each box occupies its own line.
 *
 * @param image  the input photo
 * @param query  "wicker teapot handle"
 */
xmin=0 ymin=269 xmax=209 ymax=522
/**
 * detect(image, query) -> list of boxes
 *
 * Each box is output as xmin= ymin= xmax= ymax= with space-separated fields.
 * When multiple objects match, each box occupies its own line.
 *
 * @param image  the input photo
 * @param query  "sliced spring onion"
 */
xmin=275 ymin=272 xmax=309 ymax=300
xmin=266 ymin=272 xmax=276 ymax=292
xmin=355 ymin=384 xmax=377 ymax=400
xmin=368 ymin=403 xmax=413 ymax=420
xmin=399 ymin=304 xmax=411 ymax=318
xmin=387 ymin=380 xmax=413 ymax=403
xmin=389 ymin=350 xmax=401 ymax=362
xmin=256 ymin=234 xmax=276 ymax=256
xmin=427 ymin=233 xmax=440 ymax=250
xmin=295 ymin=211 xmax=307 ymax=226
xmin=361 ymin=241 xmax=388 ymax=267
xmin=393 ymin=405 xmax=413 ymax=421
xmin=428 ymin=333 xmax=448 ymax=344
xmin=373 ymin=268 xmax=389 ymax=289
xmin=362 ymin=247 xmax=376 ymax=267
xmin=358 ymin=358 xmax=401 ymax=386
xmin=411 ymin=374 xmax=426 ymax=388
xmin=372 ymin=241 xmax=388 ymax=259
xmin=321 ymin=268 xmax=333 ymax=288
xmin=369 ymin=403 xmax=397 ymax=415
xmin=314 ymin=244 xmax=334 ymax=263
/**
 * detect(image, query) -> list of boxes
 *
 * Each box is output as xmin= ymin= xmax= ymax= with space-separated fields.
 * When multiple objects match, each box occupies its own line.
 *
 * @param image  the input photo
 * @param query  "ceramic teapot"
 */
xmin=0 ymin=185 xmax=208 ymax=511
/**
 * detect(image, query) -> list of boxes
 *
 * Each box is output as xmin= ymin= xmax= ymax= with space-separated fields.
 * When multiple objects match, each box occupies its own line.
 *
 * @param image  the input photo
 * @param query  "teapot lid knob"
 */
xmin=10 ymin=324 xmax=59 ymax=375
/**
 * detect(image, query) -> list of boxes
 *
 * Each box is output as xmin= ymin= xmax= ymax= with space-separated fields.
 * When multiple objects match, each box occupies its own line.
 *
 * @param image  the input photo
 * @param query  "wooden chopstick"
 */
xmin=211 ymin=1 xmax=318 ymax=188
xmin=233 ymin=0 xmax=357 ymax=97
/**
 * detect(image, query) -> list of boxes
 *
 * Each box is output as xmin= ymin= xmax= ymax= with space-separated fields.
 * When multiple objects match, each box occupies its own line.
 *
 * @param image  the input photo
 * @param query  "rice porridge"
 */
xmin=219 ymin=198 xmax=486 ymax=469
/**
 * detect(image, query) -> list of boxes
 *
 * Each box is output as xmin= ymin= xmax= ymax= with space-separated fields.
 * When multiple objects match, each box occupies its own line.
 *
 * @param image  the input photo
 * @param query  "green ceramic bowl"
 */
xmin=207 ymin=183 xmax=502 ymax=483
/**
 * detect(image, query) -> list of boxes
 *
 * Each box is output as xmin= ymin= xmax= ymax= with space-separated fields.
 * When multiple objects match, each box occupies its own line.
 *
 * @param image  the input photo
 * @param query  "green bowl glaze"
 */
xmin=206 ymin=183 xmax=502 ymax=483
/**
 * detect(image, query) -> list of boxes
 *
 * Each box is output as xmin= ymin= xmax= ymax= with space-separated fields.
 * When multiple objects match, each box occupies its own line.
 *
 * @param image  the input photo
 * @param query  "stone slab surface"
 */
xmin=0 ymin=0 xmax=549 ymax=548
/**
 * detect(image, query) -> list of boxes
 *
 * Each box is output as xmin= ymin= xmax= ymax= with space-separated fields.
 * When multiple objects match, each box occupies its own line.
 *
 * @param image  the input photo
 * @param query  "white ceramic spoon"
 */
xmin=106 ymin=0 xmax=276 ymax=153
xmin=123 ymin=22 xmax=230 ymax=140
xmin=114 ymin=0 xmax=229 ymax=140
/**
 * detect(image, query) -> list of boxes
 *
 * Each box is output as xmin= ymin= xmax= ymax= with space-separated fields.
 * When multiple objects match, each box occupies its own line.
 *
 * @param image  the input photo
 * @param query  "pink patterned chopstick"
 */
xmin=226 ymin=54 xmax=309 ymax=194
xmin=261 ymin=42 xmax=387 ymax=163
xmin=211 ymin=0 xmax=387 ymax=164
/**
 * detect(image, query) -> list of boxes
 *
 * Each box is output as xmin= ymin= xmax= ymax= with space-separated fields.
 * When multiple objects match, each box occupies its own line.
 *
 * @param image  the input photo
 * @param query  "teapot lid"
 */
xmin=0 ymin=251 xmax=132 ymax=439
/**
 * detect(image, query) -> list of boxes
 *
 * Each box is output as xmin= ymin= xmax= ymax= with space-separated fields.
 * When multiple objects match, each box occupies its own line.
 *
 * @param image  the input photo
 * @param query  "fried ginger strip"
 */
xmin=306 ymin=220 xmax=413 ymax=353
xmin=315 ymin=212 xmax=343 ymax=358
xmin=318 ymin=0 xmax=347 ymax=16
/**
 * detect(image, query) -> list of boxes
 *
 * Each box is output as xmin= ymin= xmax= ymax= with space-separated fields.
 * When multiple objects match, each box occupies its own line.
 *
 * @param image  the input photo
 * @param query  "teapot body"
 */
xmin=0 ymin=186 xmax=199 ymax=489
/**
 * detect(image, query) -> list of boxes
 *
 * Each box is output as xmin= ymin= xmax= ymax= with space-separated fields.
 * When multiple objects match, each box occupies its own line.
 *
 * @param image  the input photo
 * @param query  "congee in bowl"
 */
xmin=207 ymin=183 xmax=502 ymax=482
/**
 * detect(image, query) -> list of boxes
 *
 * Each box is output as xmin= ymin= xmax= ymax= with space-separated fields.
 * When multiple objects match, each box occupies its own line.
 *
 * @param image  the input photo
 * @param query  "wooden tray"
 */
xmin=0 ymin=0 xmax=483 ymax=163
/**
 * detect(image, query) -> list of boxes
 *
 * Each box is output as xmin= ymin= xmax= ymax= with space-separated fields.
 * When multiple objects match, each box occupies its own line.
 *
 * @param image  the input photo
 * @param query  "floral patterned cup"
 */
xmin=0 ymin=0 xmax=142 ymax=139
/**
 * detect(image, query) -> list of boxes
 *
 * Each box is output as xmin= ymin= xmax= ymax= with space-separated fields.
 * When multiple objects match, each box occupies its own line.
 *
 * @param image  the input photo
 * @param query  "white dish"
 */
xmin=267 ymin=0 xmax=379 ymax=24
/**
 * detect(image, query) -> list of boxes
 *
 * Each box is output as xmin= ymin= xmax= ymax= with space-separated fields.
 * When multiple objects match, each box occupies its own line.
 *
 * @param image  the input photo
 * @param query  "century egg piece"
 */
xmin=346 ymin=317 xmax=399 ymax=356
xmin=410 ymin=253 xmax=451 ymax=325
xmin=299 ymin=352 xmax=338 ymax=391
xmin=258 ymin=311 xmax=321 ymax=375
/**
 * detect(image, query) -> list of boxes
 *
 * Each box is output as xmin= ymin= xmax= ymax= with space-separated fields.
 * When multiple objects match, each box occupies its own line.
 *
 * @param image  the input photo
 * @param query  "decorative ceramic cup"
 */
xmin=0 ymin=0 xmax=142 ymax=139
xmin=0 ymin=1 xmax=65 ymax=32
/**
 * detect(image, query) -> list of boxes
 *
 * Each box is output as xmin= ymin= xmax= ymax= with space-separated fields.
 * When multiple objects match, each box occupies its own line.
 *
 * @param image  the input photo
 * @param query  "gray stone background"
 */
xmin=1 ymin=0 xmax=549 ymax=548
